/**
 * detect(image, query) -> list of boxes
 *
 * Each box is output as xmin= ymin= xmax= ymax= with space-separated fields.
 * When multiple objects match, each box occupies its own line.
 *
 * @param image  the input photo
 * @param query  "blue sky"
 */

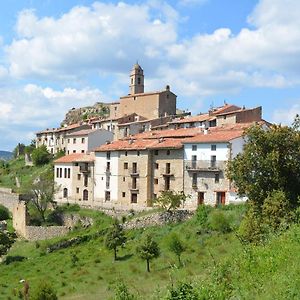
xmin=0 ymin=0 xmax=299 ymax=151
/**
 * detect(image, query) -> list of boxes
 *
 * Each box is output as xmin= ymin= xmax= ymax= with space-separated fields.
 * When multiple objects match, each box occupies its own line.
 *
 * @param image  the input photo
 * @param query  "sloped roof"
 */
xmin=54 ymin=153 xmax=95 ymax=164
xmin=183 ymin=130 xmax=245 ymax=143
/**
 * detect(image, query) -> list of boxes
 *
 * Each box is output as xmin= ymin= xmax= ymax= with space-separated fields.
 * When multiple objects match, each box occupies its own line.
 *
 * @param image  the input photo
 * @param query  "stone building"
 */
xmin=65 ymin=128 xmax=113 ymax=155
xmin=54 ymin=153 xmax=95 ymax=205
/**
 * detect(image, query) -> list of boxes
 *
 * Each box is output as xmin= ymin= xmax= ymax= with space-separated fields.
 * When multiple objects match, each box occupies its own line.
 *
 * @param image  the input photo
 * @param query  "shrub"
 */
xmin=0 ymin=204 xmax=10 ymax=221
xmin=114 ymin=282 xmax=136 ymax=300
xmin=4 ymin=255 xmax=26 ymax=265
xmin=165 ymin=282 xmax=199 ymax=300
xmin=195 ymin=205 xmax=212 ymax=227
xmin=262 ymin=190 xmax=294 ymax=231
xmin=31 ymin=282 xmax=58 ymax=300
xmin=208 ymin=210 xmax=231 ymax=233
xmin=238 ymin=205 xmax=266 ymax=244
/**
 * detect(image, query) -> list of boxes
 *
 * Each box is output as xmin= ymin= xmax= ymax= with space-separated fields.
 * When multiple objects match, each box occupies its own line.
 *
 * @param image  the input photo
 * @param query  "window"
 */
xmin=137 ymin=77 xmax=141 ymax=85
xmin=154 ymin=150 xmax=159 ymax=155
xmin=155 ymin=163 xmax=159 ymax=169
xmin=64 ymin=168 xmax=67 ymax=178
xmin=166 ymin=150 xmax=170 ymax=155
xmin=81 ymin=150 xmax=85 ymax=153
xmin=106 ymin=176 xmax=110 ymax=189
xmin=192 ymin=173 xmax=197 ymax=187
xmin=63 ymin=188 xmax=68 ymax=198
xmin=132 ymin=162 xmax=137 ymax=173
xmin=67 ymin=150 xmax=70 ymax=154
xmin=164 ymin=177 xmax=170 ymax=191
xmin=59 ymin=168 xmax=62 ymax=178
xmin=137 ymin=151 xmax=140 ymax=156
xmin=56 ymin=168 xmax=59 ymax=178
xmin=154 ymin=178 xmax=158 ymax=184
xmin=124 ymin=162 xmax=128 ymax=170
xmin=211 ymin=155 xmax=216 ymax=168
xmin=211 ymin=144 xmax=216 ymax=151
xmin=81 ymin=138 xmax=85 ymax=143
xmin=84 ymin=175 xmax=88 ymax=187
xmin=67 ymin=168 xmax=71 ymax=178
xmin=68 ymin=139 xmax=70 ymax=143
xmin=131 ymin=193 xmax=138 ymax=203
xmin=106 ymin=162 xmax=110 ymax=172
xmin=123 ymin=177 xmax=126 ymax=182
xmin=73 ymin=138 xmax=76 ymax=144
xmin=223 ymin=115 xmax=227 ymax=120
xmin=75 ymin=163 xmax=79 ymax=167
xmin=77 ymin=174 xmax=81 ymax=180
xmin=76 ymin=187 xmax=79 ymax=193
xmin=105 ymin=191 xmax=110 ymax=201
xmin=106 ymin=152 xmax=111 ymax=160
xmin=73 ymin=150 xmax=76 ymax=153
xmin=192 ymin=145 xmax=197 ymax=151
xmin=192 ymin=155 xmax=197 ymax=168
xmin=122 ymin=192 xmax=126 ymax=197
xmin=83 ymin=189 xmax=88 ymax=201
xmin=215 ymin=173 xmax=220 ymax=183
xmin=125 ymin=151 xmax=128 ymax=156
xmin=166 ymin=163 xmax=171 ymax=174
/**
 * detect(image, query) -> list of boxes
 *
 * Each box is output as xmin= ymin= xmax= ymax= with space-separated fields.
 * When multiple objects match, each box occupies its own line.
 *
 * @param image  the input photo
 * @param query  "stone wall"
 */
xmin=24 ymin=226 xmax=69 ymax=241
xmin=0 ymin=188 xmax=20 ymax=212
xmin=123 ymin=210 xmax=194 ymax=230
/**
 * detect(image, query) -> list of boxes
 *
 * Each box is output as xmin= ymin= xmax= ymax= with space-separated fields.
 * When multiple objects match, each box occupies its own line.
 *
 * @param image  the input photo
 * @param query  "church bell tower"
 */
xmin=129 ymin=63 xmax=144 ymax=94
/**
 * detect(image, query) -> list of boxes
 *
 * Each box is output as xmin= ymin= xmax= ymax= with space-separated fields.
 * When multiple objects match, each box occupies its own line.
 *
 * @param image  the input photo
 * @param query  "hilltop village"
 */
xmin=36 ymin=63 xmax=268 ymax=210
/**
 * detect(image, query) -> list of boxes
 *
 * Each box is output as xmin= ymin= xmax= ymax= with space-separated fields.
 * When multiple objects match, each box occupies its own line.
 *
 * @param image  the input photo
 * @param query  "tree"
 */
xmin=168 ymin=233 xmax=186 ymax=267
xmin=227 ymin=124 xmax=300 ymax=209
xmin=24 ymin=168 xmax=56 ymax=222
xmin=13 ymin=143 xmax=25 ymax=158
xmin=136 ymin=234 xmax=160 ymax=272
xmin=154 ymin=191 xmax=187 ymax=211
xmin=0 ymin=204 xmax=10 ymax=221
xmin=0 ymin=231 xmax=14 ymax=256
xmin=105 ymin=219 xmax=127 ymax=261
xmin=31 ymin=145 xmax=51 ymax=166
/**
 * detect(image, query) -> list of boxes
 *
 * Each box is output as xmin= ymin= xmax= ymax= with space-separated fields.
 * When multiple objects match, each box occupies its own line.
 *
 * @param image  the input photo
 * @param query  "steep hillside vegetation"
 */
xmin=0 ymin=205 xmax=299 ymax=299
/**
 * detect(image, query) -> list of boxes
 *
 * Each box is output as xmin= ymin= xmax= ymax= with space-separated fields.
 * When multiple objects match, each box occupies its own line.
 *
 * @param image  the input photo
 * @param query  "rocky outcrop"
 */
xmin=123 ymin=210 xmax=194 ymax=230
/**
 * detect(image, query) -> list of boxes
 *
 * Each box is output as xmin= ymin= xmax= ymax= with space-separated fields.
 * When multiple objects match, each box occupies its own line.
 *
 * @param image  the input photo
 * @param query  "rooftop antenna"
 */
xmin=210 ymin=101 xmax=214 ymax=110
xmin=224 ymin=99 xmax=227 ymax=105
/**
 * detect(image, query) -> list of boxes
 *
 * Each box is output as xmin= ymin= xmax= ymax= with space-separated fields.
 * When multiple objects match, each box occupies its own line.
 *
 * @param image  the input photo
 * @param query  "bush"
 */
xmin=4 ymin=255 xmax=26 ymax=265
xmin=114 ymin=282 xmax=136 ymax=300
xmin=31 ymin=282 xmax=58 ymax=300
xmin=262 ymin=190 xmax=294 ymax=231
xmin=165 ymin=282 xmax=199 ymax=300
xmin=0 ymin=204 xmax=9 ymax=220
xmin=195 ymin=205 xmax=212 ymax=227
xmin=208 ymin=210 xmax=231 ymax=233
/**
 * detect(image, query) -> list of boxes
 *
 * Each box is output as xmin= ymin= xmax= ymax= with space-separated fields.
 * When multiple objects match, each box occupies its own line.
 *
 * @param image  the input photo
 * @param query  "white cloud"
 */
xmin=272 ymin=103 xmax=300 ymax=125
xmin=7 ymin=3 xmax=177 ymax=79
xmin=0 ymin=84 xmax=105 ymax=149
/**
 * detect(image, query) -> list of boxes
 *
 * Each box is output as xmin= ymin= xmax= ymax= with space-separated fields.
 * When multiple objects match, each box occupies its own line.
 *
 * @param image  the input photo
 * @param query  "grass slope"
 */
xmin=0 ymin=156 xmax=50 ymax=192
xmin=0 ymin=206 xmax=299 ymax=299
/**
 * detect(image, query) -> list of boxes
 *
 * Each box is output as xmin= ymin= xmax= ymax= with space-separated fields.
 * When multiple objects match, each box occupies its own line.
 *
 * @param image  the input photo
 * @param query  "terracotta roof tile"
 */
xmin=183 ymin=130 xmax=245 ymax=143
xmin=54 ymin=153 xmax=95 ymax=163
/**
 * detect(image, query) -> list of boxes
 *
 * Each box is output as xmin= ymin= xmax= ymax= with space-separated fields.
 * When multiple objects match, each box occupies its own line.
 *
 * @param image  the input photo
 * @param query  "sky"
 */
xmin=0 ymin=0 xmax=300 ymax=151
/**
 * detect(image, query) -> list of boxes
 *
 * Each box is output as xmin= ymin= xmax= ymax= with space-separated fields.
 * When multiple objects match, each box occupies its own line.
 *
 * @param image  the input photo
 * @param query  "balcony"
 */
xmin=185 ymin=160 xmax=225 ymax=172
xmin=79 ymin=165 xmax=90 ymax=173
xmin=129 ymin=168 xmax=139 ymax=177
xmin=128 ymin=182 xmax=139 ymax=192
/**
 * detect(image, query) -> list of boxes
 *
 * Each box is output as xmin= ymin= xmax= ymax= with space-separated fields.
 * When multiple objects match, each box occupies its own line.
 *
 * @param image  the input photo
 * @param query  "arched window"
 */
xmin=83 ymin=189 xmax=88 ymax=201
xmin=63 ymin=188 xmax=68 ymax=198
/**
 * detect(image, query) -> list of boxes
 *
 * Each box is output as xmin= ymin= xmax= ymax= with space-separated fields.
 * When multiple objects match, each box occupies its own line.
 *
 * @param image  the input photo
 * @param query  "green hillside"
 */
xmin=0 ymin=205 xmax=299 ymax=299
xmin=0 ymin=155 xmax=51 ymax=192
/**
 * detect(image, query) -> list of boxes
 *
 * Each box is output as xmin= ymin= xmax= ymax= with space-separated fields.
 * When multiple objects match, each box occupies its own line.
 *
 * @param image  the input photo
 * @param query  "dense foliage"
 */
xmin=31 ymin=145 xmax=51 ymax=166
xmin=227 ymin=124 xmax=300 ymax=208
xmin=154 ymin=191 xmax=188 ymax=211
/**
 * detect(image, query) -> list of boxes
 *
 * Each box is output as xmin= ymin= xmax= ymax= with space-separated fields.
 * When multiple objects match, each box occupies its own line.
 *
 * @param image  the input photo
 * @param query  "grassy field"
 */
xmin=1 ymin=205 xmax=300 ymax=299
xmin=0 ymin=156 xmax=50 ymax=192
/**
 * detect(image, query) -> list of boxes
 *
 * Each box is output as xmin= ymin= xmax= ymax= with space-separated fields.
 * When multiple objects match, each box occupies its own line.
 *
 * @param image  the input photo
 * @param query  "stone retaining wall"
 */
xmin=123 ymin=210 xmax=194 ymax=230
xmin=0 ymin=189 xmax=20 ymax=212
xmin=24 ymin=226 xmax=69 ymax=241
